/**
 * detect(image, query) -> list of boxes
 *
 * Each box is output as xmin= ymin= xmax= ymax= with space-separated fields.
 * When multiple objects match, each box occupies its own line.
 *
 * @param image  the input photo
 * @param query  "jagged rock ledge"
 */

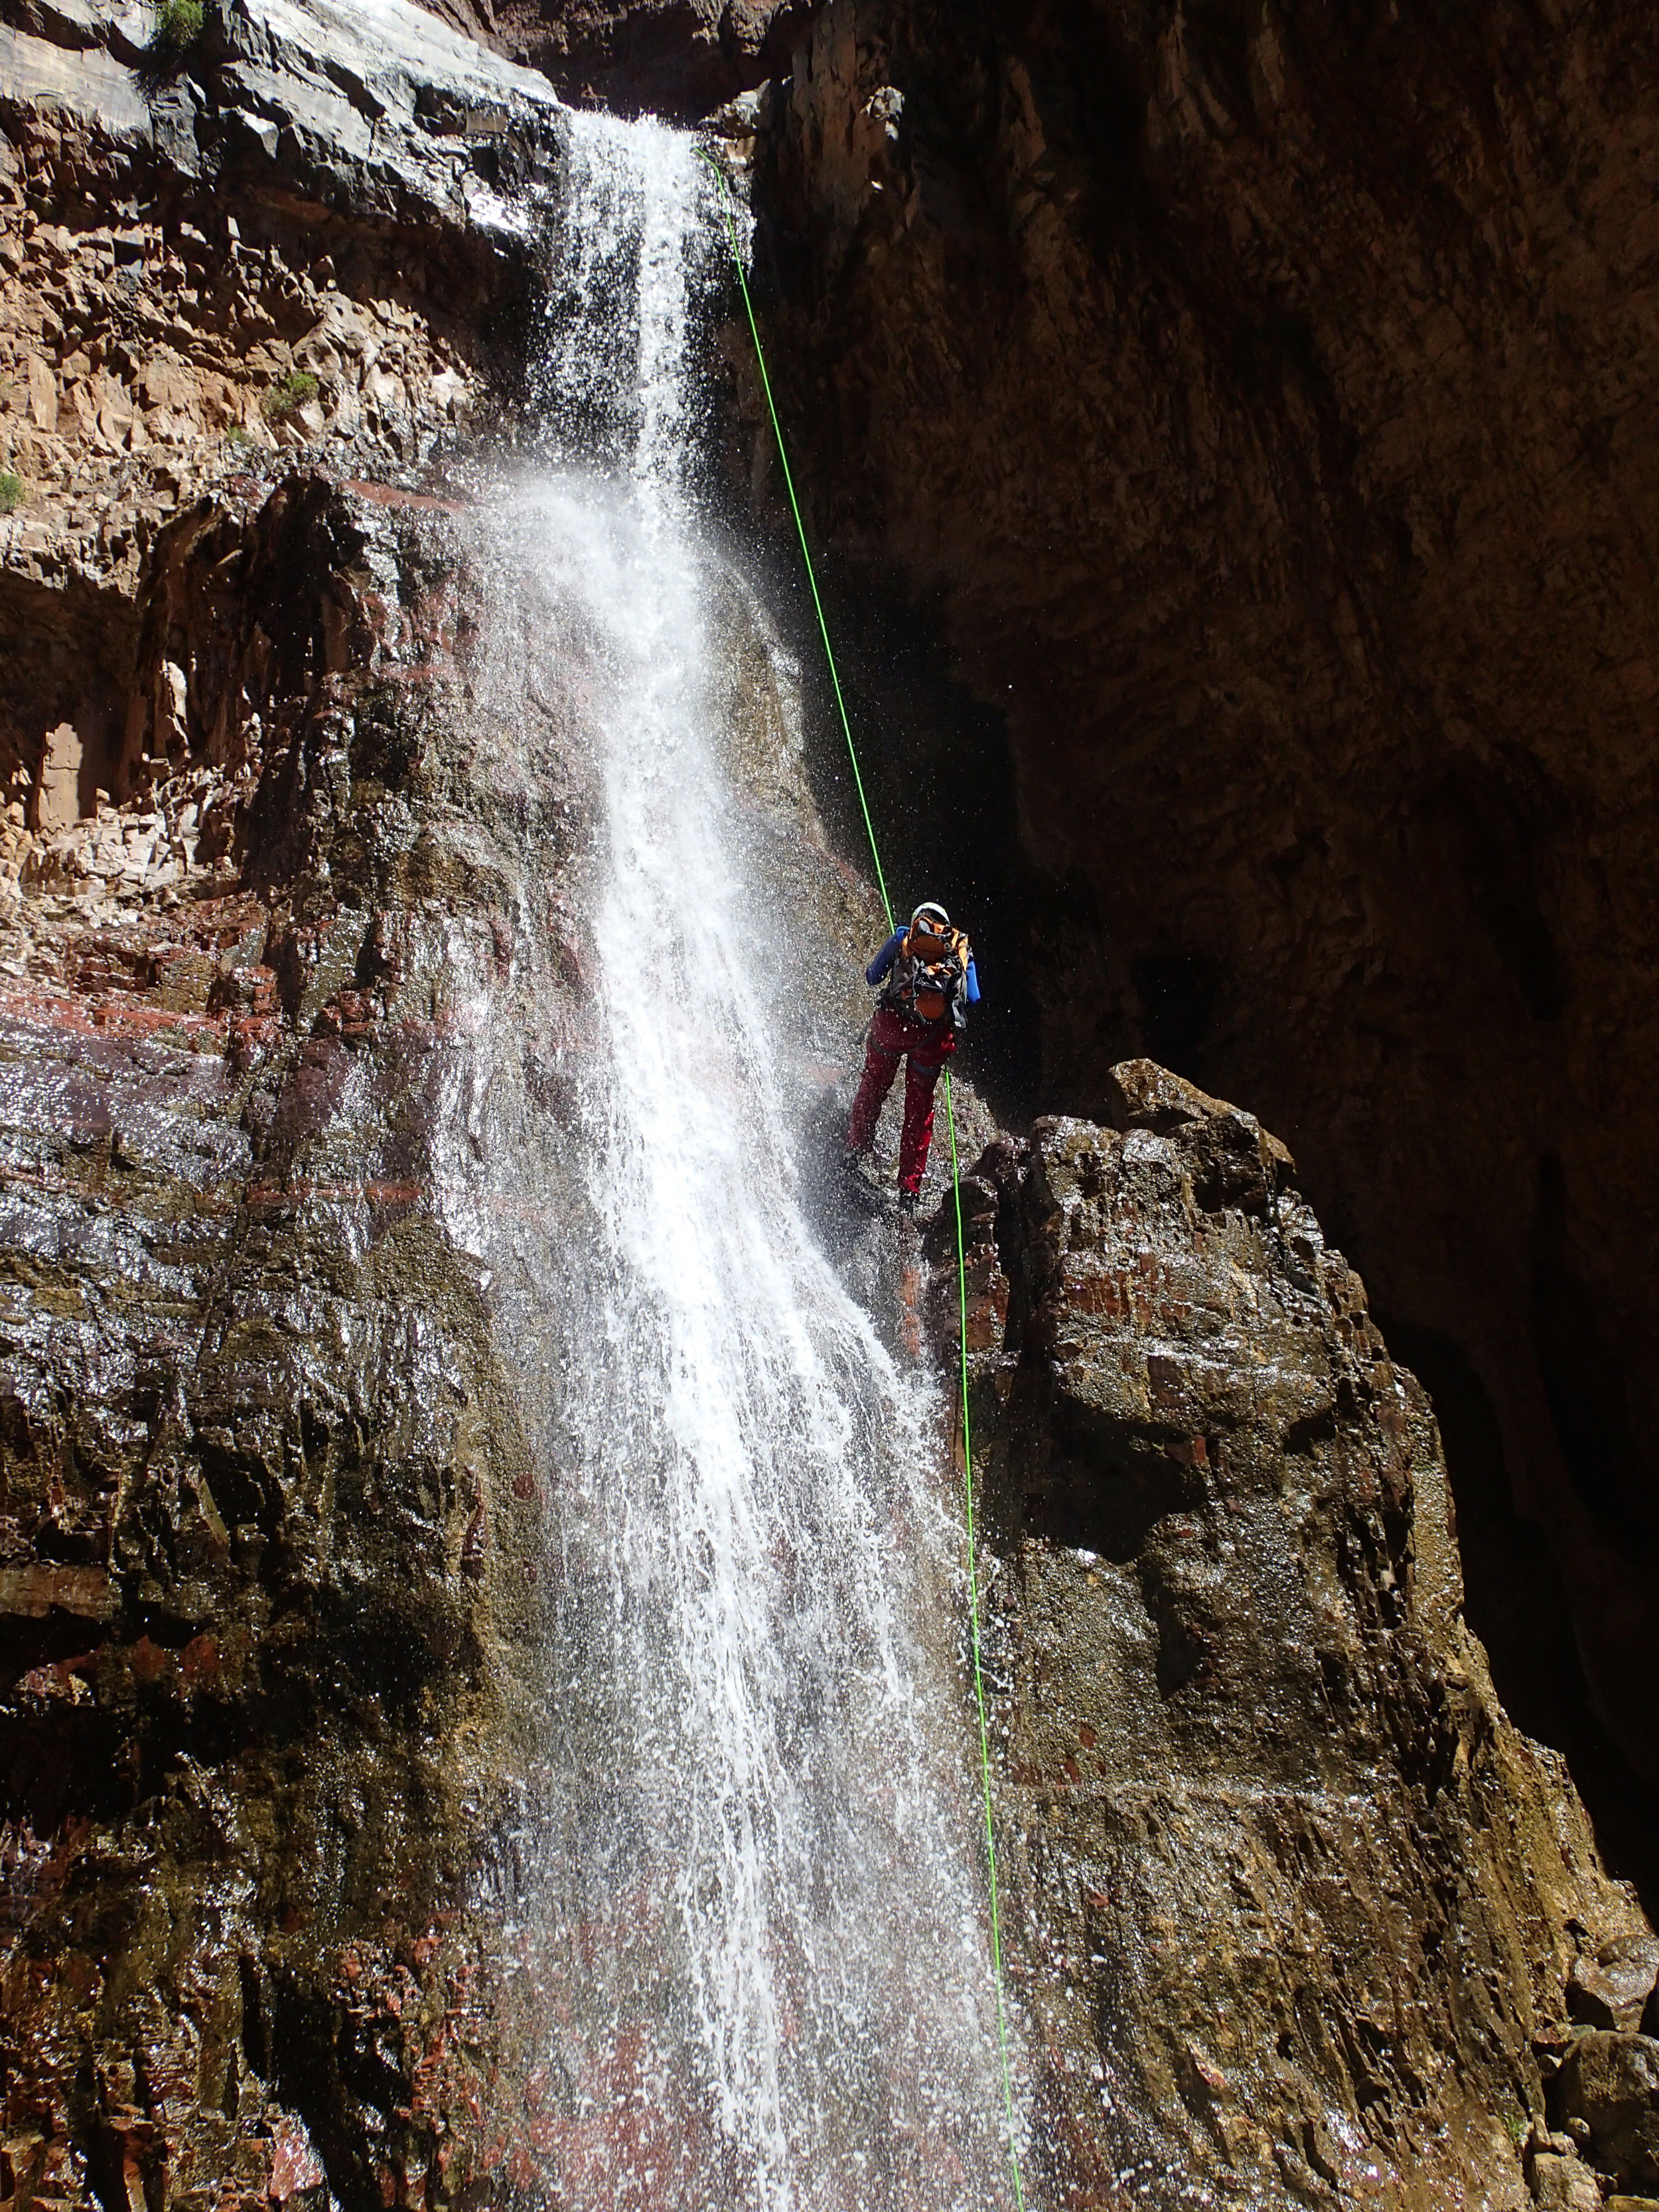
xmin=926 ymin=1063 xmax=1652 ymax=2208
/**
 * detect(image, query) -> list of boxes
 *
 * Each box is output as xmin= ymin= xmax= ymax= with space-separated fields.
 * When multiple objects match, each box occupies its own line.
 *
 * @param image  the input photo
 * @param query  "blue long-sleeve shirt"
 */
xmin=867 ymin=928 xmax=980 ymax=1003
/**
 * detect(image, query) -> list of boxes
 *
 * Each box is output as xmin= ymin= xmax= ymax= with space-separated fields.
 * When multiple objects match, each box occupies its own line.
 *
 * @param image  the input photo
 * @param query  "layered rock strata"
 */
xmin=0 ymin=0 xmax=561 ymax=828
xmin=936 ymin=1063 xmax=1648 ymax=2209
xmin=0 ymin=9 xmax=590 ymax=2202
xmin=754 ymin=0 xmax=1659 ymax=1830
xmin=0 ymin=464 xmax=595 ymax=2209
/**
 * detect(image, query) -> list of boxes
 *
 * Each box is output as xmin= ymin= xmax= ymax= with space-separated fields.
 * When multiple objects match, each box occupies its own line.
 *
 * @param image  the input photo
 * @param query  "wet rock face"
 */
xmin=0 ymin=467 xmax=594 ymax=2211
xmin=935 ymin=1066 xmax=1643 ymax=2207
xmin=2 ymin=3 xmax=1656 ymax=2204
xmin=0 ymin=12 xmax=596 ymax=2182
xmin=1567 ymin=1934 xmax=1659 ymax=2036
xmin=757 ymin=0 xmax=1659 ymax=1816
xmin=1556 ymin=2031 xmax=1659 ymax=2193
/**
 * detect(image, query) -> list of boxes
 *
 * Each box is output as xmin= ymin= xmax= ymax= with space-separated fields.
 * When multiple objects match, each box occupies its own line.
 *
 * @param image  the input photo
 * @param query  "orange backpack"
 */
xmin=883 ymin=919 xmax=970 ymax=1026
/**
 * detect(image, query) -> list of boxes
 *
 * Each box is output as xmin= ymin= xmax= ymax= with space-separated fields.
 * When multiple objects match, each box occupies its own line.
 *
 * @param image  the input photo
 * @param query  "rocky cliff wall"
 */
xmin=0 ymin=10 xmax=589 ymax=2202
xmin=0 ymin=0 xmax=564 ymax=846
xmin=755 ymin=0 xmax=1659 ymax=1844
xmin=935 ymin=1066 xmax=1653 ymax=2208
xmin=0 ymin=461 xmax=595 ymax=2209
xmin=0 ymin=33 xmax=964 ymax=2199
xmin=2 ymin=5 xmax=1658 ymax=2209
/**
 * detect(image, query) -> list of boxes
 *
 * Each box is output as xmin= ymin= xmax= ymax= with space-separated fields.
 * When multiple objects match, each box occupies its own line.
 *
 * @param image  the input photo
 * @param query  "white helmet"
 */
xmin=910 ymin=901 xmax=949 ymax=929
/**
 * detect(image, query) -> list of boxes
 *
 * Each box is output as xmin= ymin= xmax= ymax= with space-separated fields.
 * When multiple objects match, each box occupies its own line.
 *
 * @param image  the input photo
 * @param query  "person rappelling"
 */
xmin=844 ymin=901 xmax=979 ymax=1214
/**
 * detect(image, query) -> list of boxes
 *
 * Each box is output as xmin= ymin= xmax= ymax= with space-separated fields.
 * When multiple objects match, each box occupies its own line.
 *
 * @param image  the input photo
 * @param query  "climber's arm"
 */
xmin=866 ymin=930 xmax=905 ymax=988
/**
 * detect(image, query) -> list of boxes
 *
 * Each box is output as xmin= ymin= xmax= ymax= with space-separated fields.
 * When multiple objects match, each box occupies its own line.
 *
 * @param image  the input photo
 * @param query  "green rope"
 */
xmin=699 ymin=153 xmax=893 ymax=934
xmin=944 ymin=1065 xmax=1027 ymax=2209
xmin=700 ymin=149 xmax=1026 ymax=2211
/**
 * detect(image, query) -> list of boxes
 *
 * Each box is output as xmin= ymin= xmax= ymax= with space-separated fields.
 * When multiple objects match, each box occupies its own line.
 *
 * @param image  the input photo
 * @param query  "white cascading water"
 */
xmin=474 ymin=113 xmax=1027 ymax=2209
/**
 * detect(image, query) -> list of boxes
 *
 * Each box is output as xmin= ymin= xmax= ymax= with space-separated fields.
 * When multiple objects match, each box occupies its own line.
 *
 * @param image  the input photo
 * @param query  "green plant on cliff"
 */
xmin=147 ymin=0 xmax=204 ymax=56
xmin=0 ymin=471 xmax=24 ymax=516
xmin=261 ymin=370 xmax=320 ymax=425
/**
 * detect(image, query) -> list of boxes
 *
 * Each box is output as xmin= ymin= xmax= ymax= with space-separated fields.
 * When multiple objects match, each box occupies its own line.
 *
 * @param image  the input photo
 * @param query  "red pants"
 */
xmin=847 ymin=1005 xmax=956 ymax=1195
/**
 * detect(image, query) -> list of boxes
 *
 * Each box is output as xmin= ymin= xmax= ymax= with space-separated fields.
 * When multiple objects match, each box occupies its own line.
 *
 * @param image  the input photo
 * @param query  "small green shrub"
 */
xmin=0 ymin=471 xmax=24 ymax=516
xmin=149 ymin=0 xmax=204 ymax=55
xmin=261 ymin=370 xmax=320 ymax=425
xmin=224 ymin=421 xmax=252 ymax=446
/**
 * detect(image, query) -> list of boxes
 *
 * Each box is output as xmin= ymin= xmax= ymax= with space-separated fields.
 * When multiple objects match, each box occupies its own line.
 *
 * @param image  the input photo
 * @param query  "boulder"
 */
xmin=1569 ymin=1935 xmax=1659 ymax=2034
xmin=1532 ymin=2150 xmax=1609 ymax=2212
xmin=1558 ymin=2033 xmax=1659 ymax=2187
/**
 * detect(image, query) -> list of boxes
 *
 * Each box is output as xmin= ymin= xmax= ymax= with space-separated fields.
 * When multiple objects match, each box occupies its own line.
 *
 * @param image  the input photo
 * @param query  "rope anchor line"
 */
xmin=700 ymin=149 xmax=1027 ymax=2212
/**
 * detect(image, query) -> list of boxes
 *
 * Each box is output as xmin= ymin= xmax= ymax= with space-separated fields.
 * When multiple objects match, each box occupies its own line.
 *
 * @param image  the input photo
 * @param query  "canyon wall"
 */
xmin=0 ymin=7 xmax=586 ymax=2203
xmin=2 ymin=1 xmax=1658 ymax=2208
xmin=754 ymin=0 xmax=1659 ymax=1864
xmin=0 ymin=471 xmax=597 ymax=2212
xmin=938 ymin=1067 xmax=1642 ymax=2209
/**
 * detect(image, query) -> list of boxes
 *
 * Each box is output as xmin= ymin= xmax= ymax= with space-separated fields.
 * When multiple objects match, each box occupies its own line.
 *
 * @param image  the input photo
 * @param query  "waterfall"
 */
xmin=467 ymin=112 xmax=1025 ymax=2210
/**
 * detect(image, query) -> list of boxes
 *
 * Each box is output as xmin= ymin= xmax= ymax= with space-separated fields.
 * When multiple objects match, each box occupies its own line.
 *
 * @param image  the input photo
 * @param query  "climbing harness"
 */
xmin=701 ymin=150 xmax=1028 ymax=2212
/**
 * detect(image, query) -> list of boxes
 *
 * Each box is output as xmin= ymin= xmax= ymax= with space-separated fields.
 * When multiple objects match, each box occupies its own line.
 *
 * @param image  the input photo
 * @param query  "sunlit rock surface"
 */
xmin=0 ymin=0 xmax=560 ymax=848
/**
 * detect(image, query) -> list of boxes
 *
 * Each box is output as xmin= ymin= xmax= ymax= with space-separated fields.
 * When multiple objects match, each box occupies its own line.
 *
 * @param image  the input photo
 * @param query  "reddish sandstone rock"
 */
xmin=948 ymin=1092 xmax=1644 ymax=2209
xmin=0 ymin=467 xmax=598 ymax=2209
